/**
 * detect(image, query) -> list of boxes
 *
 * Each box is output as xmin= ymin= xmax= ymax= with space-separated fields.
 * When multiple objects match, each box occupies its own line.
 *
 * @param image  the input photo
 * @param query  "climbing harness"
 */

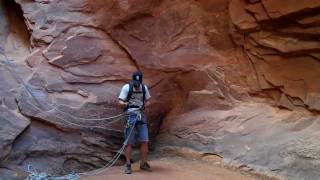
xmin=0 ymin=53 xmax=143 ymax=179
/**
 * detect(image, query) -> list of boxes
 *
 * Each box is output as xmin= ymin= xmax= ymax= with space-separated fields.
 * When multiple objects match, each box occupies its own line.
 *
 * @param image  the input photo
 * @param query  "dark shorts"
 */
xmin=124 ymin=111 xmax=149 ymax=145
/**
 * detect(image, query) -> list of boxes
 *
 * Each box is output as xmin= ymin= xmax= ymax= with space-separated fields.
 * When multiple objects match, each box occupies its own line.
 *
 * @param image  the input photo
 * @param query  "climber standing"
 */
xmin=118 ymin=71 xmax=152 ymax=174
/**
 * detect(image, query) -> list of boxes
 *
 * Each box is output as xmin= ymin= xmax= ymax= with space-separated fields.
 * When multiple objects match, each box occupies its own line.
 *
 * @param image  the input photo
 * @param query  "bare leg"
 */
xmin=125 ymin=145 xmax=132 ymax=164
xmin=140 ymin=142 xmax=148 ymax=164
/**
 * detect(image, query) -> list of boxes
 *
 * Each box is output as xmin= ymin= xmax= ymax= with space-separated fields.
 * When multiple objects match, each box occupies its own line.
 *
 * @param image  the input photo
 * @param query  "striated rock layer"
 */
xmin=160 ymin=0 xmax=320 ymax=179
xmin=0 ymin=0 xmax=319 ymax=179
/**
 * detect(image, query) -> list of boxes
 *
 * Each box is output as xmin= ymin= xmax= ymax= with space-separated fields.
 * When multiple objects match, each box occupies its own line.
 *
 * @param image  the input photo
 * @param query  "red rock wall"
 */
xmin=229 ymin=0 xmax=320 ymax=111
xmin=0 ymin=0 xmax=320 ymax=179
xmin=160 ymin=1 xmax=320 ymax=179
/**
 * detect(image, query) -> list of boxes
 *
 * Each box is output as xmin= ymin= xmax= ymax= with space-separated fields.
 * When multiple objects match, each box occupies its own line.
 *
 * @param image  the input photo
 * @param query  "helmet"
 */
xmin=132 ymin=71 xmax=143 ymax=87
xmin=132 ymin=71 xmax=143 ymax=82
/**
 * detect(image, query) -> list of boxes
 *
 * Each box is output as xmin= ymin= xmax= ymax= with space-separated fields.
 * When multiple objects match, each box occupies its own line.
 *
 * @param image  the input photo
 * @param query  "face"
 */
xmin=133 ymin=80 xmax=140 ymax=88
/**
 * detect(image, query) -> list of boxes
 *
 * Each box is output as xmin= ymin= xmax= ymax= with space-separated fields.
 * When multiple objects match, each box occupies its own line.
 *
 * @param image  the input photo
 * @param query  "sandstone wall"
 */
xmin=230 ymin=0 xmax=320 ymax=111
xmin=161 ymin=1 xmax=320 ymax=179
xmin=0 ymin=0 xmax=319 ymax=179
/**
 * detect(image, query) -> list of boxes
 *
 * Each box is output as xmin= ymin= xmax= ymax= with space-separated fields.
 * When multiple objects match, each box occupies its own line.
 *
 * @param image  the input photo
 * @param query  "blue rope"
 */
xmin=26 ymin=110 xmax=142 ymax=179
xmin=27 ymin=172 xmax=80 ymax=180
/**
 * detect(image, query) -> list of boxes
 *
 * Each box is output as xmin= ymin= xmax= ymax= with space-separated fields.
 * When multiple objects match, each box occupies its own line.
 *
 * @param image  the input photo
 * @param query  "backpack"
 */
xmin=125 ymin=81 xmax=146 ymax=109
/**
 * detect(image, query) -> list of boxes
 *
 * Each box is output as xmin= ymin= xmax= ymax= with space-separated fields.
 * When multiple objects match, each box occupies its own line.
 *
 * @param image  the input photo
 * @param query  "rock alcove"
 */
xmin=1 ymin=0 xmax=320 ymax=180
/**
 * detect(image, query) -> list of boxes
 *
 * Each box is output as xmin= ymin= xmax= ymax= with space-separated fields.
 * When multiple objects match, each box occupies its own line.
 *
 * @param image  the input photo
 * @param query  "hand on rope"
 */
xmin=78 ymin=109 xmax=142 ymax=177
xmin=2 ymin=50 xmax=146 ymax=179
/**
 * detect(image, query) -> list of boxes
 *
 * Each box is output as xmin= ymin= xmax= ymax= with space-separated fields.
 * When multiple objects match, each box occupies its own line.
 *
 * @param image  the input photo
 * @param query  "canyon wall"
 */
xmin=0 ymin=0 xmax=319 ymax=179
xmin=160 ymin=1 xmax=320 ymax=179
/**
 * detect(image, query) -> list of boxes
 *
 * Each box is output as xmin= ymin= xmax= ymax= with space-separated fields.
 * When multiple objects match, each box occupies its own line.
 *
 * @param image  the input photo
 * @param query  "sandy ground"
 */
xmin=82 ymin=156 xmax=270 ymax=180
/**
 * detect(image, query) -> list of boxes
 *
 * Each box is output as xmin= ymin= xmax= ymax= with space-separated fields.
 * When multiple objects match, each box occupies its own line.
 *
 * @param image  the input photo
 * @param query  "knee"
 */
xmin=126 ymin=144 xmax=132 ymax=150
xmin=141 ymin=143 xmax=148 ymax=151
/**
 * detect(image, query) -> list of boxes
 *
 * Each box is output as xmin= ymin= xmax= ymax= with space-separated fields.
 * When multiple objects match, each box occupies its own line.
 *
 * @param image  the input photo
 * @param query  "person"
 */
xmin=118 ymin=71 xmax=152 ymax=174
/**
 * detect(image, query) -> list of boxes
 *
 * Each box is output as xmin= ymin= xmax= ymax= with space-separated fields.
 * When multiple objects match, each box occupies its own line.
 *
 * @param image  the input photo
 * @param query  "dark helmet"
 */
xmin=132 ymin=71 xmax=143 ymax=87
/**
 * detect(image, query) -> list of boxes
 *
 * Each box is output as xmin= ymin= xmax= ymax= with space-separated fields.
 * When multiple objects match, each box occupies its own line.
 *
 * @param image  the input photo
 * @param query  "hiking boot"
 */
xmin=140 ymin=162 xmax=152 ymax=172
xmin=124 ymin=164 xmax=132 ymax=174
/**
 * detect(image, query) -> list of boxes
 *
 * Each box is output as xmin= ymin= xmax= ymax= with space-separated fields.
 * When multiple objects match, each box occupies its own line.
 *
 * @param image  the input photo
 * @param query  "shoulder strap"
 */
xmin=126 ymin=82 xmax=134 ymax=102
xmin=141 ymin=84 xmax=146 ymax=102
xmin=126 ymin=82 xmax=146 ymax=104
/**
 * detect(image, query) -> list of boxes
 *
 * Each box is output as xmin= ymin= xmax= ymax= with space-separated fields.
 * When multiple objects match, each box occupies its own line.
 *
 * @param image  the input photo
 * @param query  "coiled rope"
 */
xmin=0 ymin=52 xmax=140 ymax=179
xmin=26 ymin=112 xmax=140 ymax=180
xmin=27 ymin=102 xmax=125 ymax=131
xmin=1 ymin=52 xmax=125 ymax=128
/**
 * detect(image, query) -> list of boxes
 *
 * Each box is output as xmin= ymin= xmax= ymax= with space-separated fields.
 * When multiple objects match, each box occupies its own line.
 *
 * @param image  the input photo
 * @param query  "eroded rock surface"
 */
xmin=0 ymin=106 xmax=29 ymax=161
xmin=229 ymin=0 xmax=320 ymax=112
xmin=0 ymin=0 xmax=320 ymax=179
xmin=160 ymin=103 xmax=320 ymax=180
xmin=160 ymin=1 xmax=320 ymax=180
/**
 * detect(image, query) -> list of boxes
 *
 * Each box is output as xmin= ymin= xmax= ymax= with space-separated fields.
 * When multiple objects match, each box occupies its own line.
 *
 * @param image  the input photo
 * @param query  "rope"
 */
xmin=27 ymin=101 xmax=124 ymax=131
xmin=79 ymin=112 xmax=141 ymax=177
xmin=1 ymin=49 xmax=143 ymax=179
xmin=0 ymin=53 xmax=46 ymax=110
xmin=26 ymin=164 xmax=80 ymax=180
xmin=26 ymin=111 xmax=142 ymax=180
xmin=27 ymin=171 xmax=80 ymax=180
xmin=1 ymin=53 xmax=124 ymax=122
xmin=54 ymin=107 xmax=124 ymax=121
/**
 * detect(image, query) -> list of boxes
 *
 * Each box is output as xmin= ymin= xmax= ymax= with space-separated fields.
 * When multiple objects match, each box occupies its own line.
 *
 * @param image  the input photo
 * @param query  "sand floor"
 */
xmin=82 ymin=156 xmax=273 ymax=180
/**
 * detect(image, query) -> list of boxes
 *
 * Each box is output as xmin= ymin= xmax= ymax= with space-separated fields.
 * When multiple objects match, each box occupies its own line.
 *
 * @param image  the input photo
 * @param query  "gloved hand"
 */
xmin=128 ymin=102 xmax=140 ymax=109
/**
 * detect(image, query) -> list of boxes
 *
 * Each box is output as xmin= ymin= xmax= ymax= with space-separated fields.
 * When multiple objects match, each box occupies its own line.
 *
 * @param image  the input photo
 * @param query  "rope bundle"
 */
xmin=0 ymin=52 xmax=141 ymax=179
xmin=26 ymin=112 xmax=141 ymax=180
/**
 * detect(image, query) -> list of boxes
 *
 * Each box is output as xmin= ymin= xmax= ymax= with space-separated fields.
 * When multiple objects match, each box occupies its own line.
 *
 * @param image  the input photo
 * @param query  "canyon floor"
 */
xmin=82 ymin=154 xmax=276 ymax=180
